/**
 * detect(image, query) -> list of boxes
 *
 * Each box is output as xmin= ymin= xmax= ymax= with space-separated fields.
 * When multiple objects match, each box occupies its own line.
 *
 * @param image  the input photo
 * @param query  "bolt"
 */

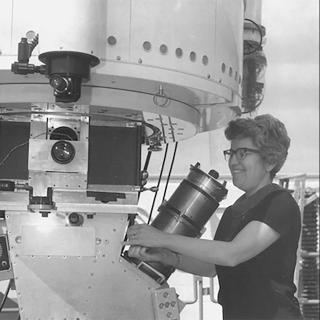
xmin=15 ymin=236 xmax=22 ymax=244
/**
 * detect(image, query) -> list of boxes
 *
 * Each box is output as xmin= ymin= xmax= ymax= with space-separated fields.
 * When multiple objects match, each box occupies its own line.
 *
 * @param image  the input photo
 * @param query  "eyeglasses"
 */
xmin=223 ymin=148 xmax=261 ymax=162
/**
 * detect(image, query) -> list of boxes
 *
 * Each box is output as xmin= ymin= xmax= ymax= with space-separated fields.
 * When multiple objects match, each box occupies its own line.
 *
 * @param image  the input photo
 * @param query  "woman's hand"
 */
xmin=125 ymin=224 xmax=169 ymax=248
xmin=128 ymin=246 xmax=178 ymax=266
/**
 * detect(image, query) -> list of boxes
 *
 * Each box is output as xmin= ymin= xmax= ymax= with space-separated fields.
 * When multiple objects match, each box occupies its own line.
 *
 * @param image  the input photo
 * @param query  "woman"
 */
xmin=126 ymin=114 xmax=302 ymax=320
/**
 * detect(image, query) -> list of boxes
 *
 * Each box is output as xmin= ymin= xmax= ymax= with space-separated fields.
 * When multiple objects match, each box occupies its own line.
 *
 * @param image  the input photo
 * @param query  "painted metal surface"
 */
xmin=0 ymin=0 xmax=245 ymax=140
xmin=5 ymin=207 xmax=182 ymax=320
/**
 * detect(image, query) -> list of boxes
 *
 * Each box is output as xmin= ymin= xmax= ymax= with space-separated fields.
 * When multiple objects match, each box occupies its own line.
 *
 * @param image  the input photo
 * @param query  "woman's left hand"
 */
xmin=124 ymin=224 xmax=168 ymax=248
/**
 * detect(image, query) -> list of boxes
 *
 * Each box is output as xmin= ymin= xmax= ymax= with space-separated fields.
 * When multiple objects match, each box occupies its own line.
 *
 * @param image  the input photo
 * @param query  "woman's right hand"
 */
xmin=128 ymin=246 xmax=178 ymax=266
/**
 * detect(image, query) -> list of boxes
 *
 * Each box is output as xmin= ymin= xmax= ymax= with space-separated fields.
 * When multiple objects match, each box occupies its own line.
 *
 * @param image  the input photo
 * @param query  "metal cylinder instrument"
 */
xmin=137 ymin=163 xmax=228 ymax=281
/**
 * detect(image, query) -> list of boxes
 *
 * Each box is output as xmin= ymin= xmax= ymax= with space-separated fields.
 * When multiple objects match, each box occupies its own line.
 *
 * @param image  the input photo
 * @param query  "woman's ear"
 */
xmin=264 ymin=161 xmax=276 ymax=173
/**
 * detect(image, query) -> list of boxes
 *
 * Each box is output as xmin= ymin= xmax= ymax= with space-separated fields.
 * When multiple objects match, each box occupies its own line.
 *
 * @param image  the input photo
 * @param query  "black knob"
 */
xmin=208 ymin=169 xmax=219 ymax=179
xmin=68 ymin=212 xmax=84 ymax=226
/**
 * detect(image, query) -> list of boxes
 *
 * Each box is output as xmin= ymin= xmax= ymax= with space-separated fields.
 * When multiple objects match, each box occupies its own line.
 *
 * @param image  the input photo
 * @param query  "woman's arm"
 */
xmin=177 ymin=254 xmax=216 ymax=277
xmin=128 ymin=246 xmax=216 ymax=277
xmin=125 ymin=221 xmax=280 ymax=267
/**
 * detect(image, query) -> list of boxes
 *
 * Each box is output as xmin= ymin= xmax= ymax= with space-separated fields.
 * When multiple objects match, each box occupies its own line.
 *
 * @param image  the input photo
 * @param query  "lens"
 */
xmin=49 ymin=75 xmax=70 ymax=93
xmin=51 ymin=140 xmax=75 ymax=164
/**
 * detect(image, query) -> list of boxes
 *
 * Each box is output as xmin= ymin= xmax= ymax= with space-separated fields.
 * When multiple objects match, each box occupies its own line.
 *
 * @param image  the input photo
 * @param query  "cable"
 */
xmin=0 ymin=279 xmax=13 ymax=312
xmin=48 ymin=131 xmax=74 ymax=141
xmin=241 ymin=92 xmax=264 ymax=115
xmin=244 ymin=18 xmax=263 ymax=55
xmin=138 ymin=150 xmax=153 ymax=201
xmin=0 ymin=132 xmax=46 ymax=167
xmin=143 ymin=150 xmax=152 ymax=172
xmin=162 ymin=142 xmax=178 ymax=203
xmin=147 ymin=143 xmax=169 ymax=224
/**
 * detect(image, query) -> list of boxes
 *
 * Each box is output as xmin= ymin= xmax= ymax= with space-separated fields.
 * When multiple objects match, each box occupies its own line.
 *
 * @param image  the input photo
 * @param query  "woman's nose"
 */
xmin=228 ymin=153 xmax=239 ymax=165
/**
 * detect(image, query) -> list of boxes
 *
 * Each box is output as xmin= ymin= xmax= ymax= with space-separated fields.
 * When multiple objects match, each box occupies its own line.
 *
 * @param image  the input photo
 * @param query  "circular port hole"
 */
xmin=175 ymin=48 xmax=183 ymax=58
xmin=143 ymin=41 xmax=151 ymax=51
xmin=160 ymin=44 xmax=168 ymax=54
xmin=107 ymin=36 xmax=117 ymax=46
xmin=202 ymin=55 xmax=209 ymax=65
xmin=189 ymin=51 xmax=196 ymax=62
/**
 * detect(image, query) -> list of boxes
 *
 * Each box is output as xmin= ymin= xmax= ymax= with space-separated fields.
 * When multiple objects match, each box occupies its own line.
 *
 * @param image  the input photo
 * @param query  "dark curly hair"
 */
xmin=224 ymin=114 xmax=290 ymax=178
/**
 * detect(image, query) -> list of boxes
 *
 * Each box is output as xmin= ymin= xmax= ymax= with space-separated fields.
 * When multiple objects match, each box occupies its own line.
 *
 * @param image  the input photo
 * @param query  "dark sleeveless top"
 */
xmin=214 ymin=184 xmax=303 ymax=320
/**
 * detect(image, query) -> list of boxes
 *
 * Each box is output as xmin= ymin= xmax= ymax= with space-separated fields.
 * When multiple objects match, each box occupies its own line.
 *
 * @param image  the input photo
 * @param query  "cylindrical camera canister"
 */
xmin=146 ymin=162 xmax=228 ymax=280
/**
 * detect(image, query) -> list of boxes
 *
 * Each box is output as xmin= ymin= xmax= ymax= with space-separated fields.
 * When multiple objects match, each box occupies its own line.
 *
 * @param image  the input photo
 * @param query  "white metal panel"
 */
xmin=28 ymin=139 xmax=88 ymax=173
xmin=10 ymin=0 xmax=105 ymax=57
xmin=0 ymin=0 xmax=244 ymax=139
xmin=214 ymin=0 xmax=244 ymax=92
xmin=6 ymin=211 xmax=170 ymax=320
xmin=21 ymin=225 xmax=96 ymax=256
xmin=130 ymin=0 xmax=216 ymax=77
xmin=105 ymin=0 xmax=131 ymax=62
xmin=0 ymin=0 xmax=12 ymax=55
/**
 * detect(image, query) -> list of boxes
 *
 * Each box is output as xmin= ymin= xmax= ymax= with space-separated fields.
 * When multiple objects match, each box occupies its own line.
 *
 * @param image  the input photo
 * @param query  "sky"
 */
xmin=148 ymin=0 xmax=319 ymax=178
xmin=260 ymin=0 xmax=319 ymax=175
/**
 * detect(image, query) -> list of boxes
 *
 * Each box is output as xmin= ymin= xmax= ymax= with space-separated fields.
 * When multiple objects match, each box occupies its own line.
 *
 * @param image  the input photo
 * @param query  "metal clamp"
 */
xmin=153 ymin=85 xmax=170 ymax=107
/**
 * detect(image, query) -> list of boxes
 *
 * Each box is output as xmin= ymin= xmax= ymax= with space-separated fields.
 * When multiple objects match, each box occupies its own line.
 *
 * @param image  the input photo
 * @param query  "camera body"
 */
xmin=39 ymin=52 xmax=100 ymax=103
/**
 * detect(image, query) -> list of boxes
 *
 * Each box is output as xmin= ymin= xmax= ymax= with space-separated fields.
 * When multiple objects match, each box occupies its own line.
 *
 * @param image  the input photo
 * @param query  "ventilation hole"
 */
xmin=229 ymin=67 xmax=233 ymax=77
xmin=235 ymin=71 xmax=238 ymax=81
xmin=202 ymin=55 xmax=209 ymax=65
xmin=143 ymin=41 xmax=151 ymax=51
xmin=190 ymin=51 xmax=196 ymax=62
xmin=239 ymin=75 xmax=242 ymax=84
xmin=175 ymin=48 xmax=183 ymax=58
xmin=107 ymin=36 xmax=117 ymax=46
xmin=160 ymin=44 xmax=168 ymax=54
xmin=221 ymin=63 xmax=226 ymax=73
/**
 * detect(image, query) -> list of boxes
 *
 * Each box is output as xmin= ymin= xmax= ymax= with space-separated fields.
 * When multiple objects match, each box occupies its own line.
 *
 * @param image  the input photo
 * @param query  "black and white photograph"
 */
xmin=0 ymin=1 xmax=318 ymax=319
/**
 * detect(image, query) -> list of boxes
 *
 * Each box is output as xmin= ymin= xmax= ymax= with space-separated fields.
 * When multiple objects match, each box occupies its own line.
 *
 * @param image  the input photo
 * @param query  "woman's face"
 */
xmin=228 ymin=137 xmax=273 ymax=196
